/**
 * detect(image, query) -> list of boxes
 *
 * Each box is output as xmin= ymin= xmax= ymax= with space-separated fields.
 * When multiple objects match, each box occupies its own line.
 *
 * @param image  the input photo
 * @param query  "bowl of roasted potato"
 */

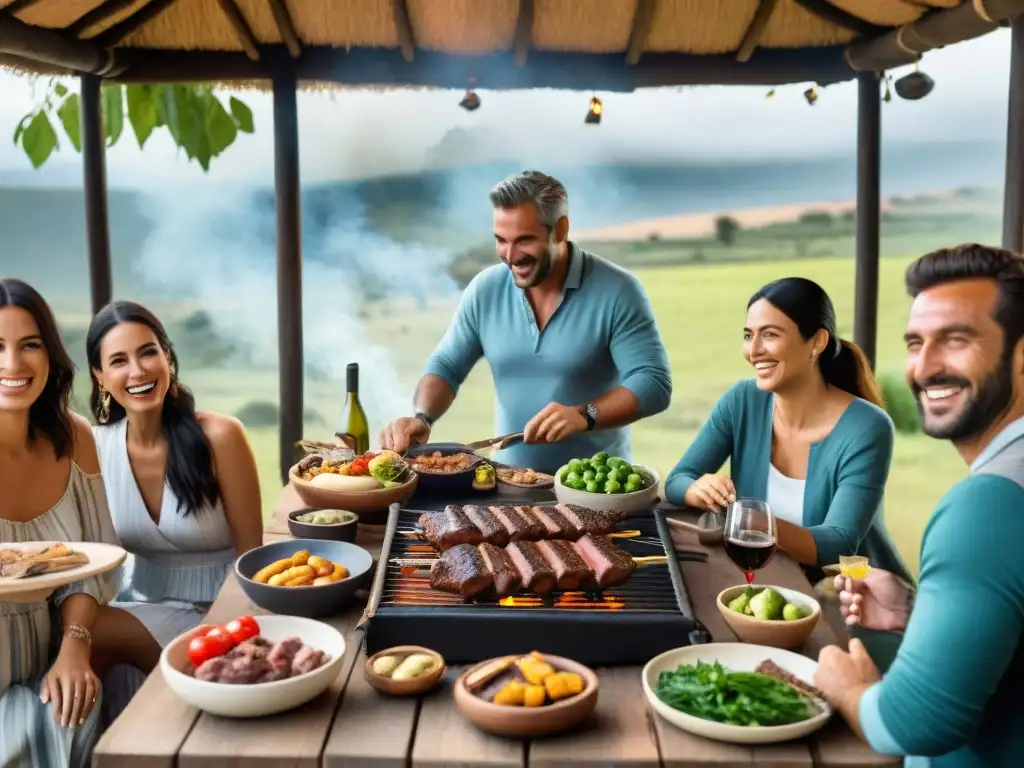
xmin=453 ymin=651 xmax=599 ymax=737
xmin=235 ymin=539 xmax=373 ymax=619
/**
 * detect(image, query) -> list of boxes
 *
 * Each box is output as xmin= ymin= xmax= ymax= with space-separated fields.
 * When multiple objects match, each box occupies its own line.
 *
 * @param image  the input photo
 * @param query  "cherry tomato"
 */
xmin=188 ymin=636 xmax=222 ymax=668
xmin=225 ymin=616 xmax=260 ymax=644
xmin=203 ymin=625 xmax=236 ymax=654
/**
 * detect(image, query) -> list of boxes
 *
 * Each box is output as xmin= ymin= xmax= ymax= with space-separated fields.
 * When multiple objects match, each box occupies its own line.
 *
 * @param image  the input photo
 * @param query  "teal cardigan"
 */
xmin=664 ymin=379 xmax=911 ymax=582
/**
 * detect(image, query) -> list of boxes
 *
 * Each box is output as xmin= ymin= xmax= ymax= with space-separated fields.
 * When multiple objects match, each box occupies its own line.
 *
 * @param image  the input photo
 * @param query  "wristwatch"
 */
xmin=414 ymin=411 xmax=434 ymax=428
xmin=581 ymin=403 xmax=598 ymax=431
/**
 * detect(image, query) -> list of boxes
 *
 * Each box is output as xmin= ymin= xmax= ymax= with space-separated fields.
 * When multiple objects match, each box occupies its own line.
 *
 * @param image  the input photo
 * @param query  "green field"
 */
xmin=200 ymin=252 xmax=966 ymax=577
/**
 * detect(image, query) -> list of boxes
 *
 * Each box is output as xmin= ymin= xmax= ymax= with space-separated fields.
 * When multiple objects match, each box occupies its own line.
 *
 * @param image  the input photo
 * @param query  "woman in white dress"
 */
xmin=0 ymin=278 xmax=120 ymax=768
xmin=85 ymin=301 xmax=262 ymax=718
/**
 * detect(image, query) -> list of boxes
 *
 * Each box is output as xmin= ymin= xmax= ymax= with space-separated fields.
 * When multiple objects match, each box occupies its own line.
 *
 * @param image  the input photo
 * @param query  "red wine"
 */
xmin=725 ymin=529 xmax=777 ymax=582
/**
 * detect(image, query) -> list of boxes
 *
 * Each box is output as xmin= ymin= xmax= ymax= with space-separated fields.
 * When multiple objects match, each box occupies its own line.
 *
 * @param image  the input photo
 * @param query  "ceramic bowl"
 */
xmin=289 ymin=464 xmax=418 ymax=523
xmin=553 ymin=464 xmax=660 ymax=514
xmin=716 ymin=584 xmax=821 ymax=649
xmin=286 ymin=509 xmax=359 ymax=542
xmin=363 ymin=645 xmax=446 ymax=697
xmin=642 ymin=643 xmax=832 ymax=744
xmin=235 ymin=538 xmax=373 ymax=619
xmin=161 ymin=615 xmax=346 ymax=718
xmin=453 ymin=654 xmax=599 ymax=737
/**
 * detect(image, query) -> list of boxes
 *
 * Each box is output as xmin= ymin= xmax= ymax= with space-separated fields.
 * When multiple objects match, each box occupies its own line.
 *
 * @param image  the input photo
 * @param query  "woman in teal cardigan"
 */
xmin=665 ymin=278 xmax=911 ymax=664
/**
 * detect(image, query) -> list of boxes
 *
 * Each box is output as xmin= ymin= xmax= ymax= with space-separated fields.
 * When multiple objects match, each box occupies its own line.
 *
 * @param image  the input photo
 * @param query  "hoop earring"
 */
xmin=98 ymin=390 xmax=111 ymax=424
xmin=168 ymin=362 xmax=179 ymax=396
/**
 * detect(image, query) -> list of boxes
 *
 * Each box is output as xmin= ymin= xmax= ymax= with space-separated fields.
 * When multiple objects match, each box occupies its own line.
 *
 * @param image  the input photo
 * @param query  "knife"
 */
xmin=463 ymin=432 xmax=525 ymax=452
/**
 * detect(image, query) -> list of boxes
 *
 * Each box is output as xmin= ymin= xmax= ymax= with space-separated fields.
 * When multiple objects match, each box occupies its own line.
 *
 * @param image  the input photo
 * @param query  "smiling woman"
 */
xmin=82 ymin=301 xmax=263 ymax=725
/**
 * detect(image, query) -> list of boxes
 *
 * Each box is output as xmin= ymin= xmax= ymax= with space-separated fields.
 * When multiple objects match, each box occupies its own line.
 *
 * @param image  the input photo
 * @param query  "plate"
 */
xmin=0 ymin=542 xmax=127 ymax=603
xmin=641 ymin=643 xmax=833 ymax=744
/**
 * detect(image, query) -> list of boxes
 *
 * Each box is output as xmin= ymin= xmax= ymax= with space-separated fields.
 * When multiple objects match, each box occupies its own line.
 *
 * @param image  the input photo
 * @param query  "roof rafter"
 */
xmin=736 ymin=0 xmax=779 ymax=62
xmin=512 ymin=0 xmax=533 ymax=67
xmin=1 ymin=0 xmax=46 ymax=16
xmin=93 ymin=0 xmax=180 ymax=48
xmin=67 ymin=0 xmax=138 ymax=38
xmin=791 ymin=0 xmax=883 ymax=36
xmin=626 ymin=0 xmax=656 ymax=65
xmin=216 ymin=0 xmax=260 ymax=61
xmin=267 ymin=0 xmax=301 ymax=58
xmin=392 ymin=0 xmax=415 ymax=62
xmin=0 ymin=13 xmax=122 ymax=74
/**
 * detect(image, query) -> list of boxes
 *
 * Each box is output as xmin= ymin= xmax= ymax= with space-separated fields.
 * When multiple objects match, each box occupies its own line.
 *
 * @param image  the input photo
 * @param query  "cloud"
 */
xmin=0 ymin=28 xmax=1010 ymax=187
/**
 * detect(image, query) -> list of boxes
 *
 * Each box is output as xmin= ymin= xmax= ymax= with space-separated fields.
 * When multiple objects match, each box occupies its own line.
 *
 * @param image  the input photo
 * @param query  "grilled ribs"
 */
xmin=418 ymin=504 xmax=625 ymax=551
xmin=428 ymin=535 xmax=637 ymax=597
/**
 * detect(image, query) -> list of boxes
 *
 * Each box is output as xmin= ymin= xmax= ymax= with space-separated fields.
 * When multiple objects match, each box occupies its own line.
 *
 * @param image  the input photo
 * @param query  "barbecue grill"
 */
xmin=359 ymin=502 xmax=710 ymax=665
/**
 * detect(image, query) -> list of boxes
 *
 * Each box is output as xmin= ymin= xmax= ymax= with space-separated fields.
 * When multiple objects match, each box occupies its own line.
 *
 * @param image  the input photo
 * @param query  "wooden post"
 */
xmin=273 ymin=65 xmax=304 ymax=485
xmin=80 ymin=74 xmax=113 ymax=314
xmin=1003 ymin=16 xmax=1024 ymax=253
xmin=853 ymin=72 xmax=881 ymax=371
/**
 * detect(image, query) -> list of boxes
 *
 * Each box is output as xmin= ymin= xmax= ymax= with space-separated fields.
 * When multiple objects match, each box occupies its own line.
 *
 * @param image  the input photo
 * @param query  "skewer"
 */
xmin=390 ymin=553 xmax=703 ymax=574
xmin=400 ymin=528 xmax=643 ymax=541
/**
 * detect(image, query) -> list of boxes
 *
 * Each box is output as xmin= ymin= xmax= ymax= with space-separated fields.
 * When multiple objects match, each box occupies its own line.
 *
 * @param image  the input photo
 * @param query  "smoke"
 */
xmin=133 ymin=183 xmax=459 ymax=430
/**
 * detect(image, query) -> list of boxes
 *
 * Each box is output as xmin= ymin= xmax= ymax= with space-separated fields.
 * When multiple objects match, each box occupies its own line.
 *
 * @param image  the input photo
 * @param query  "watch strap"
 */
xmin=414 ymin=411 xmax=434 ymax=428
xmin=582 ymin=403 xmax=598 ymax=431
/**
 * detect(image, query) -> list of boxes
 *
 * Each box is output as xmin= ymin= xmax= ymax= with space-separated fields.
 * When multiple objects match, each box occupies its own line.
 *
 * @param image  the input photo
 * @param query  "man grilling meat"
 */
xmin=378 ymin=170 xmax=672 ymax=473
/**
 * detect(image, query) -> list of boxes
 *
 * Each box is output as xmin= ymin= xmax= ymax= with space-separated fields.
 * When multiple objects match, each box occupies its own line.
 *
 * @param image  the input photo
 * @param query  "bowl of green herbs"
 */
xmin=641 ymin=643 xmax=832 ymax=744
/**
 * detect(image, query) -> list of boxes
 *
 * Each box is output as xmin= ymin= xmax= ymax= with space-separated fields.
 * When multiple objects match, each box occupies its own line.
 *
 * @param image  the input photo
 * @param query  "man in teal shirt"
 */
xmin=814 ymin=244 xmax=1024 ymax=766
xmin=378 ymin=170 xmax=672 ymax=472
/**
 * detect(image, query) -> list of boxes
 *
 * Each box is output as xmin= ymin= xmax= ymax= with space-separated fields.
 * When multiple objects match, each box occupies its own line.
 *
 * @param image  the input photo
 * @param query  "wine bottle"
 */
xmin=336 ymin=363 xmax=370 ymax=454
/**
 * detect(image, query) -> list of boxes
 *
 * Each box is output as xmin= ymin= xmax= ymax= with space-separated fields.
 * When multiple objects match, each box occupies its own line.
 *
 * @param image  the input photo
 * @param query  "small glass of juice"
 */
xmin=839 ymin=555 xmax=871 ymax=580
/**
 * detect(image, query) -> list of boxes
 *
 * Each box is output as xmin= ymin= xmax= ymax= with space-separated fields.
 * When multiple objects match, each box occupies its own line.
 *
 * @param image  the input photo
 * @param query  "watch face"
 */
xmin=586 ymin=403 xmax=598 ymax=420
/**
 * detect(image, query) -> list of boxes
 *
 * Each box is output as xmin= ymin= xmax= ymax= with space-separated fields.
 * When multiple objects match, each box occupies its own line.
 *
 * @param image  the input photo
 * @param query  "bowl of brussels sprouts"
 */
xmin=553 ymin=452 xmax=660 ymax=513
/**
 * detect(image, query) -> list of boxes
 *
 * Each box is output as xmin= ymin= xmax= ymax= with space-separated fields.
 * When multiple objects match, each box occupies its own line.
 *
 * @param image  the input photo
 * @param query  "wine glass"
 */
xmin=723 ymin=498 xmax=777 ymax=584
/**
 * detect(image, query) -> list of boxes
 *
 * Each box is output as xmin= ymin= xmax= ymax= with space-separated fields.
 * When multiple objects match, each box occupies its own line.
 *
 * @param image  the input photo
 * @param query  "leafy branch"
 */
xmin=12 ymin=80 xmax=254 ymax=171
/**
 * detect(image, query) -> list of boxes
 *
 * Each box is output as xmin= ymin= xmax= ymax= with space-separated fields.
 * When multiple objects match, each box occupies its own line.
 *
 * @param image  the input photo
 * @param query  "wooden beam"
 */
xmin=272 ymin=64 xmax=304 ymax=485
xmin=1 ymin=0 xmax=46 ymax=16
xmin=853 ymin=72 xmax=881 ymax=370
xmin=216 ymin=0 xmax=260 ymax=61
xmin=512 ymin=0 xmax=533 ymax=67
xmin=0 ymin=14 xmax=121 ymax=74
xmin=391 ymin=0 xmax=415 ymax=63
xmin=93 ymin=0 xmax=179 ymax=48
xmin=792 ymin=0 xmax=882 ymax=36
xmin=736 ymin=0 xmax=779 ymax=63
xmin=67 ymin=0 xmax=137 ymax=38
xmin=267 ymin=0 xmax=301 ymax=57
xmin=114 ymin=44 xmax=857 ymax=89
xmin=846 ymin=0 xmax=1024 ymax=70
xmin=81 ymin=74 xmax=113 ymax=316
xmin=625 ymin=0 xmax=655 ymax=65
xmin=1003 ymin=15 xmax=1024 ymax=252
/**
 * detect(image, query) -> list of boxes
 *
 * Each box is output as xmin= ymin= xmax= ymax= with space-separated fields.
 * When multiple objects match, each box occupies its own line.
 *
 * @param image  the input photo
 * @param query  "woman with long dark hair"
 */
xmin=665 ymin=277 xmax=911 ymax=639
xmin=0 ymin=279 xmax=119 ymax=767
xmin=85 ymin=301 xmax=261 ymax=705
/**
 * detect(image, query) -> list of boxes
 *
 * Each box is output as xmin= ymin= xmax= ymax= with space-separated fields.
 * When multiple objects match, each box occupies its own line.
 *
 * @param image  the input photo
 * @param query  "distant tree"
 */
xmin=714 ymin=215 xmax=740 ymax=247
xmin=12 ymin=79 xmax=254 ymax=171
xmin=799 ymin=210 xmax=834 ymax=226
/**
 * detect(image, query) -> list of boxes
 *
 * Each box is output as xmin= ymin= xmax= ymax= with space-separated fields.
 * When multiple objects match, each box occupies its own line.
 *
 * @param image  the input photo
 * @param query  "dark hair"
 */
xmin=86 ymin=301 xmax=220 ymax=517
xmin=0 ymin=279 xmax=76 ymax=458
xmin=488 ymin=170 xmax=569 ymax=231
xmin=905 ymin=243 xmax=1024 ymax=358
xmin=748 ymin=277 xmax=883 ymax=407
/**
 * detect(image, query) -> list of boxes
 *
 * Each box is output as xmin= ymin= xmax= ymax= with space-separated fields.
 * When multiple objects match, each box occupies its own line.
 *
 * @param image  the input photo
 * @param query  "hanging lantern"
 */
xmin=459 ymin=76 xmax=481 ymax=111
xmin=894 ymin=59 xmax=934 ymax=101
xmin=804 ymin=87 xmax=818 ymax=106
xmin=585 ymin=96 xmax=602 ymax=124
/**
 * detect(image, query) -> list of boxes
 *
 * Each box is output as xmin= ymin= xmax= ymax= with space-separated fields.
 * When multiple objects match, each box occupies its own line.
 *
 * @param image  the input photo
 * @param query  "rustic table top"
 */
xmin=93 ymin=484 xmax=898 ymax=768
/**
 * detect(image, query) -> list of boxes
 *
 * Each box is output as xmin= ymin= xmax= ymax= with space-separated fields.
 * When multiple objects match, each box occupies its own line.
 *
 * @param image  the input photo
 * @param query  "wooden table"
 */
xmin=93 ymin=486 xmax=898 ymax=767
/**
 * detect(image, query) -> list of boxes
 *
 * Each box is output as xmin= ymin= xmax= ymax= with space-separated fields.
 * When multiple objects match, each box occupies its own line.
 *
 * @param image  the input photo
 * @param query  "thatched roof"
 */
xmin=0 ymin=0 xmax=1014 ymax=90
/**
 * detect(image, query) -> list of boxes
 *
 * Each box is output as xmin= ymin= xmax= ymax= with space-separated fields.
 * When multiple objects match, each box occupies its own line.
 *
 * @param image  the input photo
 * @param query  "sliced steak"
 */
xmin=430 ymin=543 xmax=493 ymax=597
xmin=536 ymin=540 xmax=591 ymax=590
xmin=555 ymin=504 xmax=623 ymax=536
xmin=510 ymin=506 xmax=546 ymax=540
xmin=506 ymin=541 xmax=557 ymax=594
xmin=571 ymin=534 xmax=635 ymax=588
xmin=754 ymin=660 xmax=824 ymax=701
xmin=463 ymin=505 xmax=510 ymax=547
xmin=487 ymin=506 xmax=533 ymax=541
xmin=478 ymin=542 xmax=522 ymax=596
xmin=528 ymin=506 xmax=580 ymax=539
xmin=420 ymin=505 xmax=483 ymax=551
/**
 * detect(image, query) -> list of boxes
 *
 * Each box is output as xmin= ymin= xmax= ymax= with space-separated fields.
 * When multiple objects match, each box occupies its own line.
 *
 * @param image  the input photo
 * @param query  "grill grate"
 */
xmin=360 ymin=502 xmax=708 ymax=665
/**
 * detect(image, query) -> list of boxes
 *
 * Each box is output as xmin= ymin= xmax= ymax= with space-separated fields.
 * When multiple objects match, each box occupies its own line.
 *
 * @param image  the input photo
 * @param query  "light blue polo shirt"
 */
xmin=423 ymin=243 xmax=672 ymax=473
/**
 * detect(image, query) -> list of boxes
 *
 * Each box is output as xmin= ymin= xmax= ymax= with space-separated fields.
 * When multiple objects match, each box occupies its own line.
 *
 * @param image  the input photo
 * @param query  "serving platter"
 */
xmin=0 ymin=541 xmax=127 ymax=603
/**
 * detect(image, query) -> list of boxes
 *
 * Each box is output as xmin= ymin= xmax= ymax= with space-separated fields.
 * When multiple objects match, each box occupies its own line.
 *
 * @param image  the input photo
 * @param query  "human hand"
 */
xmin=40 ymin=638 xmax=98 ymax=727
xmin=378 ymin=416 xmax=431 ymax=454
xmin=834 ymin=569 xmax=912 ymax=632
xmin=682 ymin=473 xmax=736 ymax=512
xmin=523 ymin=403 xmax=587 ymax=444
xmin=814 ymin=638 xmax=880 ymax=715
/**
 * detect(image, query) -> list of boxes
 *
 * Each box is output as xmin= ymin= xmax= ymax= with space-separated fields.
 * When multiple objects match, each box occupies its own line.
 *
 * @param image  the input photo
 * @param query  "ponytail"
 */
xmin=820 ymin=338 xmax=884 ymax=408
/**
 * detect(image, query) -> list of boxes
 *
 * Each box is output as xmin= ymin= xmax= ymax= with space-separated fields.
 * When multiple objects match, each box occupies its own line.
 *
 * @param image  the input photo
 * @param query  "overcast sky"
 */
xmin=0 ymin=28 xmax=1011 ymax=187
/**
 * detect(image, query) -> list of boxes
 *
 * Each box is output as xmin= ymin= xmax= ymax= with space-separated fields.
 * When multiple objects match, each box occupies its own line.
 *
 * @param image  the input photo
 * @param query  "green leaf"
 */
xmin=56 ymin=94 xmax=82 ymax=152
xmin=20 ymin=111 xmax=58 ymax=169
xmin=101 ymin=84 xmax=124 ymax=146
xmin=229 ymin=96 xmax=254 ymax=133
xmin=126 ymin=84 xmax=159 ymax=148
xmin=176 ymin=86 xmax=206 ymax=163
xmin=12 ymin=113 xmax=33 ymax=145
xmin=206 ymin=94 xmax=238 ymax=156
xmin=54 ymin=83 xmax=68 ymax=97
xmin=155 ymin=86 xmax=181 ymax=144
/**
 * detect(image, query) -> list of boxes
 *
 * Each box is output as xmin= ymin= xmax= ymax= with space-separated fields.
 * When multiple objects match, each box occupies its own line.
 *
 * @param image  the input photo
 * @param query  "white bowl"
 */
xmin=554 ymin=464 xmax=660 ymax=513
xmin=160 ymin=614 xmax=346 ymax=718
xmin=641 ymin=643 xmax=832 ymax=744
